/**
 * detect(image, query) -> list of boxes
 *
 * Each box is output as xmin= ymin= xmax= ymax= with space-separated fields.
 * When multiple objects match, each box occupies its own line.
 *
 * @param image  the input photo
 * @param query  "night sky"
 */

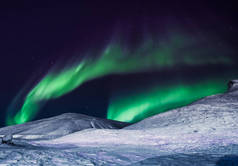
xmin=0 ymin=1 xmax=238 ymax=127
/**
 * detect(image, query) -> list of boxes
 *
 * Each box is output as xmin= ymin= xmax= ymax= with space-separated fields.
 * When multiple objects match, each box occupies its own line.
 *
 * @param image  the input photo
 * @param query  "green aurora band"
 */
xmin=107 ymin=79 xmax=229 ymax=122
xmin=6 ymin=32 xmax=236 ymax=125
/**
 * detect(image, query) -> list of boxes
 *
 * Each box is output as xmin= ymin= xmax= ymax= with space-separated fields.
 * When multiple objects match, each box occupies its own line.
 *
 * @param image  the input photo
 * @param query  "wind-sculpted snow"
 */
xmin=1 ymin=80 xmax=238 ymax=165
xmin=130 ymin=154 xmax=238 ymax=166
xmin=1 ymin=144 xmax=238 ymax=165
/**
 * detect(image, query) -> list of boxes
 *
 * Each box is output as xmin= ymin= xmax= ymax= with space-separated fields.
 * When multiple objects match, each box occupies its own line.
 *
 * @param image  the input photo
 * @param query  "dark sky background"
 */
xmin=0 ymin=0 xmax=237 ymax=127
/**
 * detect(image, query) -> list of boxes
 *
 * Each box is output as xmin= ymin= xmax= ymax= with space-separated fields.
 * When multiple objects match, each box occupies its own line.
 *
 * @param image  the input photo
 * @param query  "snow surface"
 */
xmin=0 ymin=113 xmax=130 ymax=140
xmin=1 ymin=80 xmax=238 ymax=165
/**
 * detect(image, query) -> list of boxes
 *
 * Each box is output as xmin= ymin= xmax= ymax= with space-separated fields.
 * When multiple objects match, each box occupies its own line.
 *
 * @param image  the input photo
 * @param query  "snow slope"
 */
xmin=0 ymin=113 xmax=131 ymax=140
xmin=1 ymin=80 xmax=238 ymax=165
xmin=37 ymin=80 xmax=238 ymax=151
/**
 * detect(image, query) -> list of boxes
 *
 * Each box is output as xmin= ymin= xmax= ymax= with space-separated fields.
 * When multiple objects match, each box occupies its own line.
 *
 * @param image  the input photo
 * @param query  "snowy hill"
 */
xmin=0 ymin=113 xmax=131 ymax=140
xmin=0 ymin=80 xmax=238 ymax=165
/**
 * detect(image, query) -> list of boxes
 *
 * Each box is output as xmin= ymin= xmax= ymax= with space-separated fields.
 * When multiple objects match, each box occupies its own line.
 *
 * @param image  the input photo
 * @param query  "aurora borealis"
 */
xmin=2 ymin=1 xmax=238 ymax=127
xmin=107 ymin=79 xmax=229 ymax=122
xmin=6 ymin=31 xmax=237 ymax=125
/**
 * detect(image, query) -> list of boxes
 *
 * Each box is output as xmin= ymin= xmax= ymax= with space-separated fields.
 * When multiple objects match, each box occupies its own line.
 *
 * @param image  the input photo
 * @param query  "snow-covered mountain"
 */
xmin=0 ymin=80 xmax=238 ymax=165
xmin=0 ymin=113 xmax=131 ymax=140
